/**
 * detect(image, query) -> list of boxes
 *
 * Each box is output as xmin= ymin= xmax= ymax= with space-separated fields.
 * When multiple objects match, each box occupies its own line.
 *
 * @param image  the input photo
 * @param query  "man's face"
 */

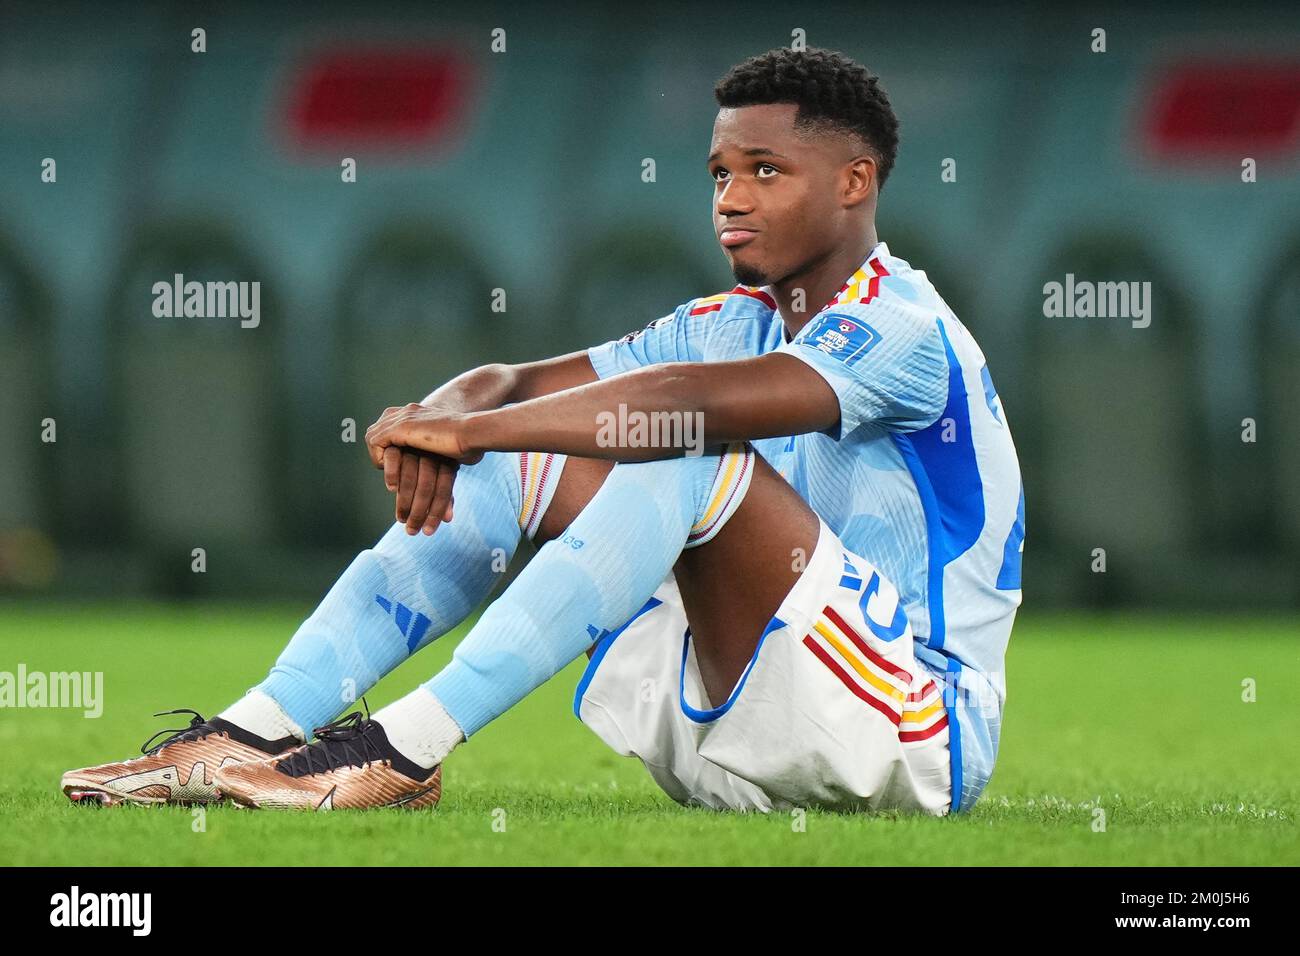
xmin=708 ymin=103 xmax=853 ymax=287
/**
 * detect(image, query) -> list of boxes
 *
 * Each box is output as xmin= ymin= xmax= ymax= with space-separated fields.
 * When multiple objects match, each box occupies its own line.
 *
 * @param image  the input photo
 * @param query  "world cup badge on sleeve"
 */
xmin=808 ymin=312 xmax=881 ymax=367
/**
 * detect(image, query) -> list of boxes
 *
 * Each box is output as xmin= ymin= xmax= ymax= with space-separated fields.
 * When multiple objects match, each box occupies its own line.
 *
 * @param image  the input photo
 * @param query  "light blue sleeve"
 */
xmin=586 ymin=298 xmax=711 ymax=378
xmin=776 ymin=299 xmax=950 ymax=437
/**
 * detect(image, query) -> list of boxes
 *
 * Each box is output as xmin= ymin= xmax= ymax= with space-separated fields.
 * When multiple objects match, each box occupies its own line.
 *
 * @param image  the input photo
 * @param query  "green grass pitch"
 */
xmin=1 ymin=603 xmax=1296 ymax=866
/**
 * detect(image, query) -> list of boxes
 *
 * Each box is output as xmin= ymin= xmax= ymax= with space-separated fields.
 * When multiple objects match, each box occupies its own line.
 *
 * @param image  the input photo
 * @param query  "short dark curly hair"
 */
xmin=714 ymin=47 xmax=900 ymax=190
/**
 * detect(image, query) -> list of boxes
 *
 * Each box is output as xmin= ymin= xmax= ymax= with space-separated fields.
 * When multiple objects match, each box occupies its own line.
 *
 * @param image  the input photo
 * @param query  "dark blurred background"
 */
xmin=1 ymin=1 xmax=1297 ymax=608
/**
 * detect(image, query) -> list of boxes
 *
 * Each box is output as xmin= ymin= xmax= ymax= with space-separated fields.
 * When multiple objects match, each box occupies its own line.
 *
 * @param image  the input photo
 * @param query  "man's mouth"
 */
xmin=719 ymin=228 xmax=759 ymax=248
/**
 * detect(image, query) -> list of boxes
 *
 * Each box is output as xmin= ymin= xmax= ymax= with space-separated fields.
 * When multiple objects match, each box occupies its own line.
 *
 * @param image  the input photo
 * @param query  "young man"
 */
xmin=62 ymin=48 xmax=1023 ymax=816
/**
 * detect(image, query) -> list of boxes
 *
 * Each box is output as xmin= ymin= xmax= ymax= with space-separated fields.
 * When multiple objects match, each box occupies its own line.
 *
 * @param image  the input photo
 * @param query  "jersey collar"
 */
xmin=752 ymin=240 xmax=892 ymax=317
xmin=818 ymin=240 xmax=892 ymax=312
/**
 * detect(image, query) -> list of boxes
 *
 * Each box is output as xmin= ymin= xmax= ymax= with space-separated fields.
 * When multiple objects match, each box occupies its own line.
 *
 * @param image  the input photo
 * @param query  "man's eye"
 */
xmin=757 ymin=163 xmax=779 ymax=178
xmin=712 ymin=168 xmax=730 ymax=183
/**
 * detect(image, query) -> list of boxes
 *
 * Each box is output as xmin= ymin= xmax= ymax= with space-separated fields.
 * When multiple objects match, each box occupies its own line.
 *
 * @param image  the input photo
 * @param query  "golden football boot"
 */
xmin=214 ymin=709 xmax=442 ymax=811
xmin=61 ymin=709 xmax=300 ymax=806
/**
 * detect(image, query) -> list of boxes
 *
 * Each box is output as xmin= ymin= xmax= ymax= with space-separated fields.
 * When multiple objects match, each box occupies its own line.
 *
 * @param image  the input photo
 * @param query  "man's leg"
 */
xmin=368 ymin=444 xmax=817 ymax=769
xmin=413 ymin=447 xmax=945 ymax=815
xmin=211 ymin=446 xmax=714 ymax=808
xmin=218 ymin=442 xmax=950 ymax=813
xmin=219 ymin=450 xmax=566 ymax=741
xmin=552 ymin=453 xmax=815 ymax=691
xmin=670 ymin=458 xmax=819 ymax=705
xmin=62 ymin=448 xmax=590 ymax=806
xmin=533 ymin=457 xmax=612 ymax=660
xmin=533 ymin=452 xmax=818 ymax=702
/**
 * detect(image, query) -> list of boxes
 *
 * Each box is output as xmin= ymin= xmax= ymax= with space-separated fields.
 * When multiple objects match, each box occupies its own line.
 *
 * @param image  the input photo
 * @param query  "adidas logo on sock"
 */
xmin=375 ymin=595 xmax=432 ymax=652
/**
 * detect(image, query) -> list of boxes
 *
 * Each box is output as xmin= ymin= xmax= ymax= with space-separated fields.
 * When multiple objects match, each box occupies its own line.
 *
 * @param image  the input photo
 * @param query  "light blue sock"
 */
xmin=426 ymin=444 xmax=752 ymax=736
xmin=254 ymin=451 xmax=539 ymax=735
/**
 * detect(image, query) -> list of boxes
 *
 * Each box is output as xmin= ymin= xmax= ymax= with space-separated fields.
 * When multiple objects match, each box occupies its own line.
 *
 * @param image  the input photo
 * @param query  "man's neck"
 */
xmin=769 ymin=230 xmax=879 ymax=339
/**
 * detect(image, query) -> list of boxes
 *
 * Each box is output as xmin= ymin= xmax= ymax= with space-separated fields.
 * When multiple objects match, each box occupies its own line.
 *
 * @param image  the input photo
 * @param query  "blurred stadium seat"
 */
xmin=105 ymin=220 xmax=286 ymax=578
xmin=1023 ymin=234 xmax=1201 ymax=602
xmin=0 ymin=232 xmax=56 ymax=561
xmin=333 ymin=220 xmax=494 ymax=541
xmin=1258 ymin=235 xmax=1300 ymax=557
xmin=878 ymin=229 xmax=973 ymax=330
xmin=2 ymin=2 xmax=1296 ymax=605
xmin=554 ymin=228 xmax=718 ymax=344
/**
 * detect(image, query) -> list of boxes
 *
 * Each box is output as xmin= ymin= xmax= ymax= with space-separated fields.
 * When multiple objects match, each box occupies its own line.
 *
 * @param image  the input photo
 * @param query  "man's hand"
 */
xmin=367 ymin=405 xmax=476 ymax=536
xmin=366 ymin=403 xmax=481 ymax=467
xmin=360 ymin=352 xmax=599 ymax=537
xmin=369 ymin=351 xmax=598 ymax=470
xmin=383 ymin=448 xmax=457 ymax=535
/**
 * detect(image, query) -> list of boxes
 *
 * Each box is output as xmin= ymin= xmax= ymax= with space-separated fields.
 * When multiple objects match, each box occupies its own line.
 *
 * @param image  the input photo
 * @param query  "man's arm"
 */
xmin=386 ymin=292 xmax=715 ymax=532
xmin=366 ymin=352 xmax=840 ymax=465
xmin=419 ymin=351 xmax=599 ymax=411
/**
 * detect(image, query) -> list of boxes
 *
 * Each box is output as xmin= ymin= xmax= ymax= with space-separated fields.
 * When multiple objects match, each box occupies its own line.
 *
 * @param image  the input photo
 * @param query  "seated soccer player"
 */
xmin=62 ymin=48 xmax=1023 ymax=815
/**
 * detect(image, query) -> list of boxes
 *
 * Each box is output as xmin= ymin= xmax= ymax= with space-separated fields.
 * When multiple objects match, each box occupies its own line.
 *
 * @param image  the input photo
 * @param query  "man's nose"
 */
xmin=716 ymin=178 xmax=754 ymax=216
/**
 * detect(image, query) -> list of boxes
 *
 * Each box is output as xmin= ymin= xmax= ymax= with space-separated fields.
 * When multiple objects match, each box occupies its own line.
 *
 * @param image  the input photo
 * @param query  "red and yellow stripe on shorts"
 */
xmin=801 ymin=605 xmax=949 ymax=743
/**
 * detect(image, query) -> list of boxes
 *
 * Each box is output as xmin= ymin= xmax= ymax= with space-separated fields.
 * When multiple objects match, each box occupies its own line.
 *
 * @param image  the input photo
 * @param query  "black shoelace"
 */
xmin=139 ymin=708 xmax=219 ymax=755
xmin=276 ymin=703 xmax=387 ymax=778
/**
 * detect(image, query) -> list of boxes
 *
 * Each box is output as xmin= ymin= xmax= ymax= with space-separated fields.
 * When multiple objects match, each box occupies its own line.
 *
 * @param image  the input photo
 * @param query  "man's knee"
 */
xmin=535 ymin=457 xmax=613 ymax=544
xmin=537 ymin=445 xmax=756 ymax=547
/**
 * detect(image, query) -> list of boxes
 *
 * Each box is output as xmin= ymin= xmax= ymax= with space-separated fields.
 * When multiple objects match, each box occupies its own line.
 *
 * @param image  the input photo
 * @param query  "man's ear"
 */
xmin=843 ymin=156 xmax=877 ymax=208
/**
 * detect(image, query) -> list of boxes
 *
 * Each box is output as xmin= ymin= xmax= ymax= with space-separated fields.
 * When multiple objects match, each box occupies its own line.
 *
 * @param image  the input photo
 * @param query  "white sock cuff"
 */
xmin=685 ymin=442 xmax=754 ymax=548
xmin=373 ymin=687 xmax=465 ymax=771
xmin=219 ymin=688 xmax=306 ymax=743
xmin=517 ymin=452 xmax=567 ymax=540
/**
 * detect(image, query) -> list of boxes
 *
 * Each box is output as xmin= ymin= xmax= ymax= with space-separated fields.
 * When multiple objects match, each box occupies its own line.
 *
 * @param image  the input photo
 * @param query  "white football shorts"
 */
xmin=573 ymin=517 xmax=953 ymax=815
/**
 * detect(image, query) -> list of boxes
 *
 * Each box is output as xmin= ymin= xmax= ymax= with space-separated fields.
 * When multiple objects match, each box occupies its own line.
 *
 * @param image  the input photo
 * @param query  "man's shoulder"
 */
xmin=813 ymin=250 xmax=974 ymax=352
xmin=614 ymin=285 xmax=775 ymax=346
xmin=802 ymin=288 xmax=942 ymax=349
xmin=684 ymin=285 xmax=778 ymax=318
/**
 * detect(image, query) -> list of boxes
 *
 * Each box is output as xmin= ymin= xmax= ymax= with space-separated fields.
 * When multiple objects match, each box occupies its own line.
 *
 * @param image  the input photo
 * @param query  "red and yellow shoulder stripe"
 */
xmin=688 ymin=293 xmax=728 ymax=316
xmin=688 ymin=285 xmax=777 ymax=316
xmin=824 ymin=255 xmax=892 ymax=311
xmin=688 ymin=257 xmax=891 ymax=319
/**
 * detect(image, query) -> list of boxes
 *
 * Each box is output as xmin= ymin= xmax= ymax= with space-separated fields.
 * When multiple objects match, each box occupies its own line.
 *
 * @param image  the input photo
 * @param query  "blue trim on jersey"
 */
xmin=979 ymin=363 xmax=1002 ymax=424
xmin=891 ymin=435 xmax=944 ymax=644
xmin=679 ymin=616 xmax=787 ymax=724
xmin=944 ymin=656 xmax=965 ymax=813
xmin=572 ymin=597 xmax=663 ymax=720
xmin=997 ymin=483 xmax=1026 ymax=590
xmin=839 ymin=574 xmax=863 ymax=591
xmin=889 ymin=319 xmax=985 ymax=650
xmin=889 ymin=319 xmax=983 ymax=814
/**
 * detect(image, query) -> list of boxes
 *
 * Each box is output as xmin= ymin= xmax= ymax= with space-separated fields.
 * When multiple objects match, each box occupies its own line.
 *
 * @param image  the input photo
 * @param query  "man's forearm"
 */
xmin=420 ymin=351 xmax=600 ymax=413
xmin=420 ymin=363 xmax=519 ymax=412
xmin=461 ymin=355 xmax=839 ymax=460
